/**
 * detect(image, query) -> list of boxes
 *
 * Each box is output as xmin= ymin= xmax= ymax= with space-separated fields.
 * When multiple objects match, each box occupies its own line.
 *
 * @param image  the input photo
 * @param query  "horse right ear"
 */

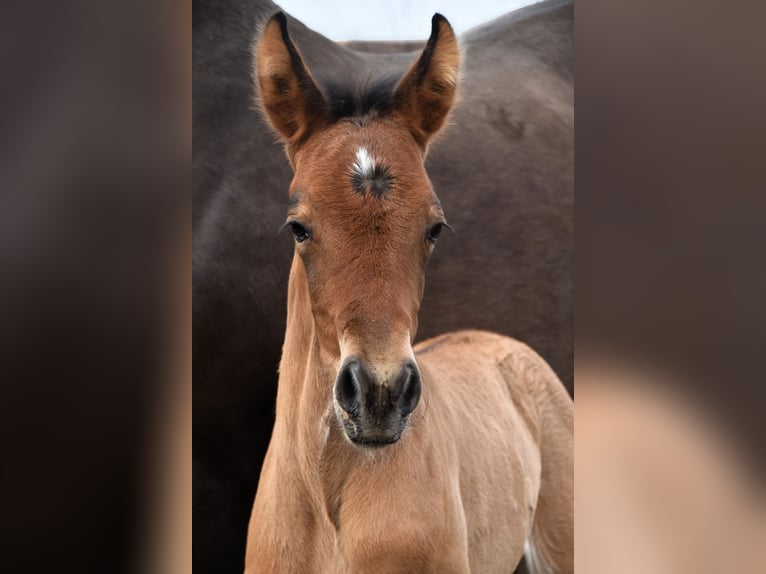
xmin=392 ymin=14 xmax=460 ymax=151
xmin=254 ymin=13 xmax=327 ymax=162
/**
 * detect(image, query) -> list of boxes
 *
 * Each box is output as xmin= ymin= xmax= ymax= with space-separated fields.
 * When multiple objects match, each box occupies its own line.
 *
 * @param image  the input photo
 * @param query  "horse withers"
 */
xmin=245 ymin=13 xmax=573 ymax=573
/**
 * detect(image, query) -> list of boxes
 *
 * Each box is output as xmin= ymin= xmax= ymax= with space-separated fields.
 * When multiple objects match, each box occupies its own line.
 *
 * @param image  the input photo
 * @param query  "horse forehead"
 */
xmin=301 ymin=123 xmax=428 ymax=195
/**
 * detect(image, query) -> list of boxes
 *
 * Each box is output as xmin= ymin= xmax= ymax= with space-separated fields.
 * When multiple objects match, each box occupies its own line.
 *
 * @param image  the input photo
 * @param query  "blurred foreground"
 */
xmin=576 ymin=360 xmax=766 ymax=573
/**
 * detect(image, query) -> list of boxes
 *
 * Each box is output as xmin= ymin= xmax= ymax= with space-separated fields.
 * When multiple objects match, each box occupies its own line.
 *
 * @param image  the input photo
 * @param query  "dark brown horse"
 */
xmin=193 ymin=1 xmax=572 ymax=571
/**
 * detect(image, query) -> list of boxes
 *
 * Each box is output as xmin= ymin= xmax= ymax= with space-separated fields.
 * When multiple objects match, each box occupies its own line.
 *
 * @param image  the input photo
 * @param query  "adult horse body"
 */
xmin=244 ymin=13 xmax=573 ymax=573
xmin=193 ymin=1 xmax=572 ymax=571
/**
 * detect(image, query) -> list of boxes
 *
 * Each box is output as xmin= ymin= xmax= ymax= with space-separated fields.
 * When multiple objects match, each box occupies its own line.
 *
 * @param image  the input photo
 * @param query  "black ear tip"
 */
xmin=271 ymin=11 xmax=289 ymax=35
xmin=430 ymin=13 xmax=453 ymax=39
xmin=432 ymin=13 xmax=449 ymax=29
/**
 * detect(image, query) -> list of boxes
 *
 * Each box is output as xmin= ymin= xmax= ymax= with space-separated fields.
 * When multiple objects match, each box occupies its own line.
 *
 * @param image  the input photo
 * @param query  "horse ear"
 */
xmin=393 ymin=14 xmax=460 ymax=150
xmin=254 ymin=13 xmax=327 ymax=160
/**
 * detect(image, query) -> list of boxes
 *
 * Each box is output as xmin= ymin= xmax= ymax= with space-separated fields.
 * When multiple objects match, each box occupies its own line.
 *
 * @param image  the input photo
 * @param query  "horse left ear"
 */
xmin=254 ymin=12 xmax=327 ymax=163
xmin=393 ymin=14 xmax=460 ymax=150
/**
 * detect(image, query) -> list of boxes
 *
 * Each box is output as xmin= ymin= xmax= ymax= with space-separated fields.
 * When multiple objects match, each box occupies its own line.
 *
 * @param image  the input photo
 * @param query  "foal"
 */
xmin=245 ymin=13 xmax=573 ymax=574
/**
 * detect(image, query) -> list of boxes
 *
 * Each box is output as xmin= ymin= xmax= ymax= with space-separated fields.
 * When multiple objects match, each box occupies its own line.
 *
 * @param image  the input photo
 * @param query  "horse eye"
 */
xmin=426 ymin=223 xmax=443 ymax=244
xmin=290 ymin=222 xmax=311 ymax=243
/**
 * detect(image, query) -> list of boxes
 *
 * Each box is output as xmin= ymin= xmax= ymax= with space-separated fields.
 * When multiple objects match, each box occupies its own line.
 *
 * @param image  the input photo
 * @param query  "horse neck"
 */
xmin=276 ymin=255 xmax=338 ymax=459
xmin=276 ymin=256 xmax=382 ymax=527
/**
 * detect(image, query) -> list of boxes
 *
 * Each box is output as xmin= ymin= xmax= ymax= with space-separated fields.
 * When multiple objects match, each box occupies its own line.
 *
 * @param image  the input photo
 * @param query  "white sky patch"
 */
xmin=352 ymin=147 xmax=376 ymax=179
xmin=277 ymin=0 xmax=537 ymax=41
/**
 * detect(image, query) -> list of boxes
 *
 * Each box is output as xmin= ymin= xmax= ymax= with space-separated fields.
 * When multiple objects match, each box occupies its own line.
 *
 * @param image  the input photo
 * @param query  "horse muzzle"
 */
xmin=333 ymin=356 xmax=421 ymax=447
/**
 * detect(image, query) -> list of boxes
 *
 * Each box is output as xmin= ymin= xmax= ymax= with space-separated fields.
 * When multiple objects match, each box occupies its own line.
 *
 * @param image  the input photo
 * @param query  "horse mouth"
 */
xmin=350 ymin=434 xmax=401 ymax=448
xmin=336 ymin=413 xmax=405 ymax=448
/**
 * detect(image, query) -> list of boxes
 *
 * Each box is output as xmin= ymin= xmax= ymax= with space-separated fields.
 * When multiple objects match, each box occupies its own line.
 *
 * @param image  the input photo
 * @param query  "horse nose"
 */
xmin=334 ymin=358 xmax=368 ymax=418
xmin=394 ymin=360 xmax=421 ymax=417
xmin=334 ymin=358 xmax=421 ymax=418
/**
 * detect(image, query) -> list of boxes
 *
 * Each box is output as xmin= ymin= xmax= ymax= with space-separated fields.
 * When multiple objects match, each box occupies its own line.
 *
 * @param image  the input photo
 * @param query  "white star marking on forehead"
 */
xmin=351 ymin=147 xmax=375 ymax=179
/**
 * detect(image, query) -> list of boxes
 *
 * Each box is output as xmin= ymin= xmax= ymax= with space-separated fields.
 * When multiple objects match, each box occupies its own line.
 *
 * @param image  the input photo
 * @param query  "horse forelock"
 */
xmin=318 ymin=74 xmax=400 ymax=123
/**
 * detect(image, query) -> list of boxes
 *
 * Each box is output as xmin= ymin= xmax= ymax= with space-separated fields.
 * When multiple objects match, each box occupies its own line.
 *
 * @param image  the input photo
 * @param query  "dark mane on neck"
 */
xmin=318 ymin=74 xmax=400 ymax=123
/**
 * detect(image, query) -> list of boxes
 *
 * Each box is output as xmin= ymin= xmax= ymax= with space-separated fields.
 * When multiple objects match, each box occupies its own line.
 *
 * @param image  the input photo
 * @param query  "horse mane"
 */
xmin=318 ymin=74 xmax=401 ymax=123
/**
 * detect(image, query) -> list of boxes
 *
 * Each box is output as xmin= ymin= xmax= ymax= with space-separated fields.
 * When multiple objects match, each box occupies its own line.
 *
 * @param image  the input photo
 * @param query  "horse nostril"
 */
xmin=397 ymin=362 xmax=422 ymax=417
xmin=335 ymin=359 xmax=363 ymax=417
